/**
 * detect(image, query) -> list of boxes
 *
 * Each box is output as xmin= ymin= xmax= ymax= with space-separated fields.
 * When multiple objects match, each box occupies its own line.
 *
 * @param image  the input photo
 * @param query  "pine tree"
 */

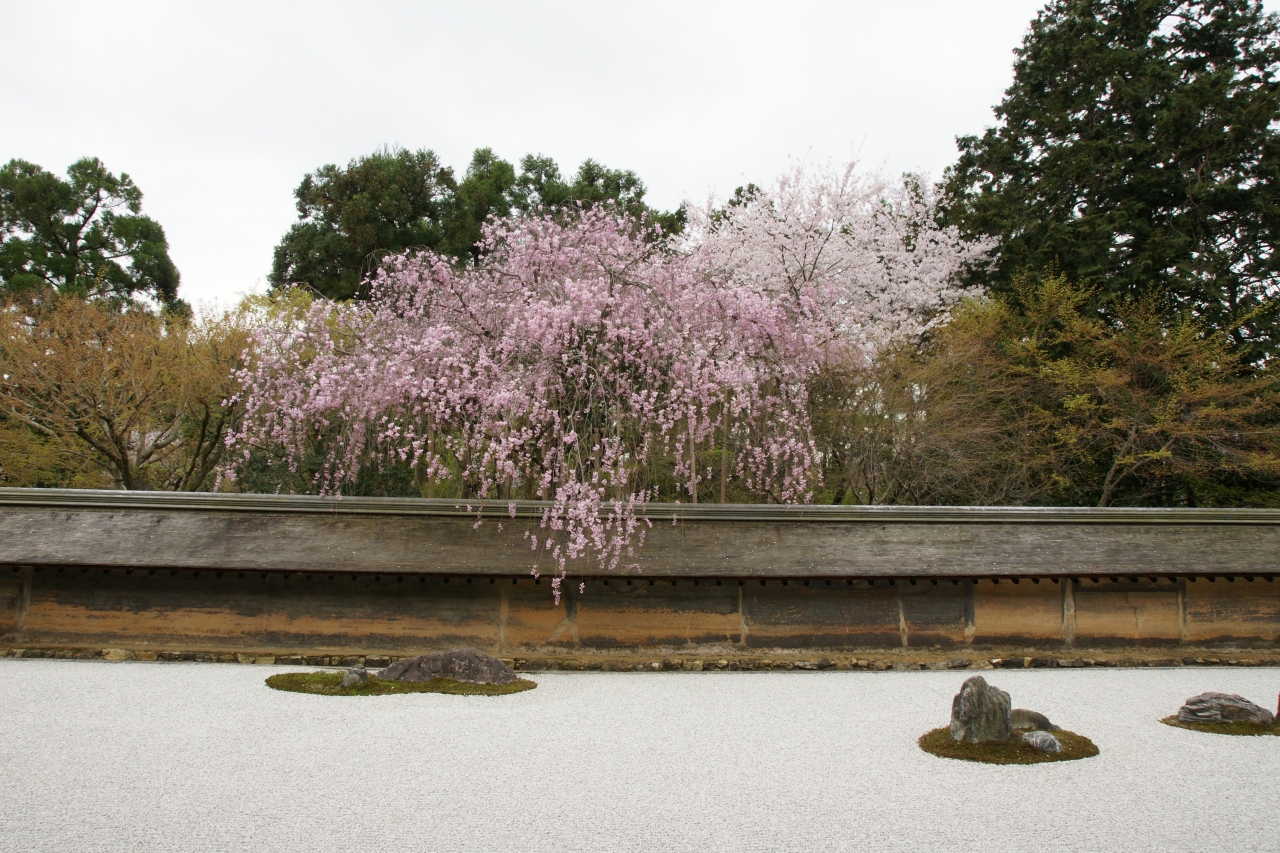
xmin=944 ymin=0 xmax=1280 ymax=362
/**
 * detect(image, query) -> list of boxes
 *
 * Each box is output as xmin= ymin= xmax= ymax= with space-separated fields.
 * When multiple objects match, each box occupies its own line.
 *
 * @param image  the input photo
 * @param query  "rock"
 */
xmin=1177 ymin=692 xmax=1274 ymax=725
xmin=101 ymin=649 xmax=133 ymax=661
xmin=379 ymin=648 xmax=516 ymax=685
xmin=340 ymin=667 xmax=369 ymax=689
xmin=1010 ymin=708 xmax=1059 ymax=731
xmin=1021 ymin=730 xmax=1062 ymax=752
xmin=950 ymin=676 xmax=1012 ymax=743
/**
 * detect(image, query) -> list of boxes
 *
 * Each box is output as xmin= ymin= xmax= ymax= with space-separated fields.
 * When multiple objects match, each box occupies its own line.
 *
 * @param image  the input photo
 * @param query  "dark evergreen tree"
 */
xmin=270 ymin=147 xmax=684 ymax=300
xmin=441 ymin=148 xmax=518 ymax=264
xmin=944 ymin=0 xmax=1280 ymax=362
xmin=0 ymin=158 xmax=182 ymax=309
xmin=268 ymin=147 xmax=454 ymax=301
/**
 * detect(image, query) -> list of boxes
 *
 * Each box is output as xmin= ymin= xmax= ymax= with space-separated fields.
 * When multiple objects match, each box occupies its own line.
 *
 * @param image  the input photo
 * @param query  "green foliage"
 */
xmin=270 ymin=146 xmax=684 ymax=300
xmin=0 ymin=158 xmax=182 ymax=309
xmin=995 ymin=273 xmax=1280 ymax=506
xmin=944 ymin=0 xmax=1280 ymax=362
xmin=814 ymin=272 xmax=1280 ymax=507
xmin=269 ymin=147 xmax=454 ymax=301
xmin=442 ymin=148 xmax=518 ymax=263
xmin=918 ymin=727 xmax=1100 ymax=764
xmin=265 ymin=671 xmax=537 ymax=696
xmin=233 ymin=442 xmax=422 ymax=498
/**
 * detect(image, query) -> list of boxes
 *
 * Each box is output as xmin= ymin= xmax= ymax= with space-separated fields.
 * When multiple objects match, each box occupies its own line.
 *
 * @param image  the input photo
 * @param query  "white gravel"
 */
xmin=1 ymin=660 xmax=1277 ymax=853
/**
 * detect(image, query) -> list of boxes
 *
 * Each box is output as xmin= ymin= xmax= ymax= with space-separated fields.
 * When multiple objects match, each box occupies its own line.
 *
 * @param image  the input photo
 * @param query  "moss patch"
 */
xmin=1160 ymin=715 xmax=1280 ymax=736
xmin=266 ymin=671 xmax=537 ymax=697
xmin=918 ymin=727 xmax=1099 ymax=764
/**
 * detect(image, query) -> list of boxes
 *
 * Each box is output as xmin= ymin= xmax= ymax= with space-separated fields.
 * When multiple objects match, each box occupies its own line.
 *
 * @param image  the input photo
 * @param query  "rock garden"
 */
xmin=918 ymin=675 xmax=1100 ymax=764
xmin=266 ymin=648 xmax=536 ymax=697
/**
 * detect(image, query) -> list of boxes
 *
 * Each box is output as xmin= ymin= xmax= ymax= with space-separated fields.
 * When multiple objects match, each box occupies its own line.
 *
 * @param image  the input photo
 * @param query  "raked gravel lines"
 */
xmin=1 ymin=660 xmax=1277 ymax=852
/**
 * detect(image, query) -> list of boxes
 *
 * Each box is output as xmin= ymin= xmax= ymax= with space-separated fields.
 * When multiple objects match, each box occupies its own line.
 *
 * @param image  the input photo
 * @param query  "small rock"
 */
xmin=947 ymin=659 xmax=972 ymax=669
xmin=133 ymin=651 xmax=158 ymax=661
xmin=950 ymin=676 xmax=1012 ymax=743
xmin=1010 ymin=708 xmax=1058 ymax=731
xmin=254 ymin=656 xmax=275 ymax=665
xmin=379 ymin=648 xmax=517 ymax=685
xmin=340 ymin=667 xmax=369 ymax=689
xmin=365 ymin=656 xmax=391 ymax=668
xmin=1021 ymin=730 xmax=1061 ymax=752
xmin=101 ymin=649 xmax=133 ymax=661
xmin=685 ymin=660 xmax=704 ymax=671
xmin=650 ymin=661 xmax=662 ymax=671
xmin=794 ymin=661 xmax=820 ymax=671
xmin=1178 ymin=692 xmax=1274 ymax=725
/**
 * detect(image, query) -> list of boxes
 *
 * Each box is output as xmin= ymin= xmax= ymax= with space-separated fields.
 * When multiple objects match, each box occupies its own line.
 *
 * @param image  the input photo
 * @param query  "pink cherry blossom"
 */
xmin=228 ymin=164 xmax=987 ymax=600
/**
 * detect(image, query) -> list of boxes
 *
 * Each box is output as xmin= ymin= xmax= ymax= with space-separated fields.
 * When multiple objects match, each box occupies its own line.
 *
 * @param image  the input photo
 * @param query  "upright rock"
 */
xmin=379 ymin=648 xmax=516 ymax=685
xmin=1178 ymin=692 xmax=1274 ymax=725
xmin=950 ymin=676 xmax=1012 ymax=743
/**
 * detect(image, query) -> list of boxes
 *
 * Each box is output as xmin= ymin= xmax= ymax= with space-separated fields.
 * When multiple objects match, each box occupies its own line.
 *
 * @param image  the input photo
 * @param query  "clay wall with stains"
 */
xmin=4 ymin=568 xmax=1278 ymax=654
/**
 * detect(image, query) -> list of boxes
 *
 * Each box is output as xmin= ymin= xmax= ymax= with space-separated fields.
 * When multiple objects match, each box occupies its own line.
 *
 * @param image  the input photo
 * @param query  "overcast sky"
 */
xmin=9 ymin=1 xmax=1270 ymax=309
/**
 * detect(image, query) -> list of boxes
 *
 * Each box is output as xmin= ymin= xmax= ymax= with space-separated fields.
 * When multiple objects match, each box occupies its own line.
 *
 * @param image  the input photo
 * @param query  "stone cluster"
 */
xmin=948 ymin=675 xmax=1062 ymax=752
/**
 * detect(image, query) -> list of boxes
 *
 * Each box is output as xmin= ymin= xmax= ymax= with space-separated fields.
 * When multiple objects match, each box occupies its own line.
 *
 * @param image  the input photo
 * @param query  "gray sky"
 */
xmin=7 ymin=0 xmax=1257 ymax=309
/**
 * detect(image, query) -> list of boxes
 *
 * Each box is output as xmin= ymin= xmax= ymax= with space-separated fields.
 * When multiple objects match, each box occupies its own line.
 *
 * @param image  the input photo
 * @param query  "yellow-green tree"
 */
xmin=0 ymin=296 xmax=247 ymax=490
